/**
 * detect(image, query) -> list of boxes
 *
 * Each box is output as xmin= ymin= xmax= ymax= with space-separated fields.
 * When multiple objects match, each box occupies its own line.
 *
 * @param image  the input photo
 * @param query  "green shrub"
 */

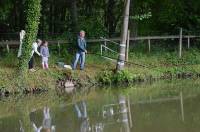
xmin=97 ymin=70 xmax=113 ymax=85
xmin=97 ymin=70 xmax=134 ymax=85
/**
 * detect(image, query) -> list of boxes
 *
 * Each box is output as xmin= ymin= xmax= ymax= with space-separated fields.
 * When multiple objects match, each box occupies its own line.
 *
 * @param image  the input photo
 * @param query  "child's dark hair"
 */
xmin=42 ymin=40 xmax=48 ymax=46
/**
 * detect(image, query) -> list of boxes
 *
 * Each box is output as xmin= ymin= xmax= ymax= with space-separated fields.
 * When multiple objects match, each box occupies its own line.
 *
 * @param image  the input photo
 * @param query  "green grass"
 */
xmin=0 ymin=51 xmax=114 ymax=93
xmin=1 ymin=48 xmax=200 ymax=92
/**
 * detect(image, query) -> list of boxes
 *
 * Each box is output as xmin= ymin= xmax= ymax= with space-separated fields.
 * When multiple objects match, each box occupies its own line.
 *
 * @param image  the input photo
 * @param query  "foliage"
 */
xmin=79 ymin=17 xmax=107 ymax=38
xmin=18 ymin=0 xmax=41 ymax=75
xmin=2 ymin=0 xmax=200 ymax=40
xmin=97 ymin=70 xmax=139 ymax=85
xmin=0 ymin=0 xmax=13 ymax=22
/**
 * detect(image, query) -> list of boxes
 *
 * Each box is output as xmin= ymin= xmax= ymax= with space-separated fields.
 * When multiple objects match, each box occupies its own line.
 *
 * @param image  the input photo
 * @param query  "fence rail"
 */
xmin=1 ymin=34 xmax=200 ymax=58
xmin=0 ymin=35 xmax=200 ymax=46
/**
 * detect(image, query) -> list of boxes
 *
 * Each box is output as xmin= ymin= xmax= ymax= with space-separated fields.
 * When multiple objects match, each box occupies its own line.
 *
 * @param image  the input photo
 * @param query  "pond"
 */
xmin=1 ymin=79 xmax=200 ymax=132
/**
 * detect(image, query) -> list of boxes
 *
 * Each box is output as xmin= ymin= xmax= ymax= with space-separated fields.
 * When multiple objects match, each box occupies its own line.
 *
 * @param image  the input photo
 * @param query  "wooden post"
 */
xmin=104 ymin=40 xmax=107 ymax=52
xmin=148 ymin=39 xmax=151 ymax=52
xmin=116 ymin=0 xmax=130 ymax=71
xmin=187 ymin=37 xmax=190 ymax=49
xmin=6 ymin=44 xmax=10 ymax=53
xmin=126 ymin=30 xmax=130 ymax=61
xmin=180 ymin=92 xmax=185 ymax=122
xmin=100 ymin=45 xmax=103 ymax=56
xmin=57 ymin=41 xmax=61 ymax=56
xmin=119 ymin=96 xmax=130 ymax=132
xmin=179 ymin=28 xmax=183 ymax=58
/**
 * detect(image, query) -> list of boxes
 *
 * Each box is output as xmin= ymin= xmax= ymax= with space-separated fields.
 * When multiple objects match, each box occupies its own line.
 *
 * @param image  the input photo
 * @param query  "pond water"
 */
xmin=1 ymin=80 xmax=200 ymax=132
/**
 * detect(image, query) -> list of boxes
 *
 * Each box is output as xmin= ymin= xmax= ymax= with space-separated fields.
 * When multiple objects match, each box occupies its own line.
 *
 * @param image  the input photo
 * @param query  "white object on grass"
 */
xmin=64 ymin=65 xmax=72 ymax=70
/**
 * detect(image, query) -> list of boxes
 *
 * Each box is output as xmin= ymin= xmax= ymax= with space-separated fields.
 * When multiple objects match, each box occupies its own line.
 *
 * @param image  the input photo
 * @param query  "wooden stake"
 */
xmin=126 ymin=30 xmax=130 ymax=61
xmin=6 ymin=44 xmax=10 ymax=53
xmin=187 ymin=37 xmax=190 ymax=49
xmin=104 ymin=40 xmax=107 ymax=52
xmin=148 ymin=39 xmax=151 ymax=52
xmin=179 ymin=28 xmax=183 ymax=58
xmin=100 ymin=45 xmax=103 ymax=56
xmin=57 ymin=41 xmax=60 ymax=56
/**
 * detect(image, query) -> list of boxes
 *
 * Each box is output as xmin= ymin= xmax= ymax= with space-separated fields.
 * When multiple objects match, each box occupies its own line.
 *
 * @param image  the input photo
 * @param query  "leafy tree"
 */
xmin=18 ymin=0 xmax=41 ymax=75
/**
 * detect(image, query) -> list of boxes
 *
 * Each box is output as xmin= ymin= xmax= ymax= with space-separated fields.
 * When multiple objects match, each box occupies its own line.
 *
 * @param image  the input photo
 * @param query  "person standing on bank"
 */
xmin=29 ymin=39 xmax=42 ymax=72
xmin=40 ymin=41 xmax=50 ymax=69
xmin=72 ymin=30 xmax=87 ymax=70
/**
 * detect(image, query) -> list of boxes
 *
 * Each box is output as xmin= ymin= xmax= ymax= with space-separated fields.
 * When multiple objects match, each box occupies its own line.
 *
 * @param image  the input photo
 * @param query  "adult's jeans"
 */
xmin=72 ymin=51 xmax=85 ymax=70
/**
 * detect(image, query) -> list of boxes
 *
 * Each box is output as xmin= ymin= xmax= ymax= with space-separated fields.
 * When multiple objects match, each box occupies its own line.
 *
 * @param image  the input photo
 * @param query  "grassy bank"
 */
xmin=0 ymin=51 xmax=113 ymax=94
xmin=1 ymin=48 xmax=200 ymax=94
xmin=97 ymin=48 xmax=200 ymax=84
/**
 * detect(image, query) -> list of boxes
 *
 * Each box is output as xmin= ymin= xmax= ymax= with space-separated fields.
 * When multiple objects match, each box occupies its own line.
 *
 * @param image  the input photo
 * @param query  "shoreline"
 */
xmin=0 ymin=68 xmax=200 ymax=97
xmin=2 ymin=50 xmax=200 ymax=97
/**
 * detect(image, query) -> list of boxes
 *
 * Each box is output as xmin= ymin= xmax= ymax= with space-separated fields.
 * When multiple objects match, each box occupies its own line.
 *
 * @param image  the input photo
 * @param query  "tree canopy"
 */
xmin=1 ymin=0 xmax=200 ymax=39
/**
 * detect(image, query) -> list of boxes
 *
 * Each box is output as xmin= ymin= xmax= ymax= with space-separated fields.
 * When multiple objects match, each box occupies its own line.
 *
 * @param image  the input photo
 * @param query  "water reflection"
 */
xmin=101 ymin=96 xmax=132 ymax=132
xmin=119 ymin=96 xmax=130 ymax=132
xmin=74 ymin=101 xmax=91 ymax=132
xmin=1 ymin=83 xmax=200 ymax=132
xmin=16 ymin=92 xmax=188 ymax=132
xmin=19 ymin=120 xmax=24 ymax=132
xmin=74 ymin=100 xmax=105 ymax=132
xmin=30 ymin=107 xmax=55 ymax=132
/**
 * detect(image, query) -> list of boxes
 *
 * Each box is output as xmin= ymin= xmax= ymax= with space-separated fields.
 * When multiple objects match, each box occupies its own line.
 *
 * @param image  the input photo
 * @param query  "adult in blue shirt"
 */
xmin=72 ymin=30 xmax=87 ymax=70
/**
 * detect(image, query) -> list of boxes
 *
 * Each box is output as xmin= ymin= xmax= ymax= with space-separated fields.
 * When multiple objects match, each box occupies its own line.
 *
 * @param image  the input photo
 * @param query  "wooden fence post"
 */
xmin=100 ymin=45 xmax=103 ymax=56
xmin=104 ymin=40 xmax=107 ymax=52
xmin=148 ymin=39 xmax=151 ymax=52
xmin=6 ymin=44 xmax=10 ymax=53
xmin=187 ymin=37 xmax=190 ymax=49
xmin=179 ymin=28 xmax=183 ymax=58
xmin=126 ymin=30 xmax=130 ymax=61
xmin=57 ymin=41 xmax=61 ymax=56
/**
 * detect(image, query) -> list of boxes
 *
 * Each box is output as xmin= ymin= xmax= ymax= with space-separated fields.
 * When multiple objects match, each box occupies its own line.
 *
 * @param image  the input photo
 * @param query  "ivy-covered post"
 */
xmin=18 ymin=0 xmax=41 ymax=75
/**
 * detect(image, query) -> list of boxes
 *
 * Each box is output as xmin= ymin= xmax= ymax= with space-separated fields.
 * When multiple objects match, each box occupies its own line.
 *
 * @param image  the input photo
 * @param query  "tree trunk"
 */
xmin=18 ymin=0 xmax=41 ymax=75
xmin=116 ymin=0 xmax=130 ymax=71
xmin=50 ymin=0 xmax=55 ymax=34
xmin=71 ymin=0 xmax=78 ymax=33
xmin=106 ymin=0 xmax=116 ymax=37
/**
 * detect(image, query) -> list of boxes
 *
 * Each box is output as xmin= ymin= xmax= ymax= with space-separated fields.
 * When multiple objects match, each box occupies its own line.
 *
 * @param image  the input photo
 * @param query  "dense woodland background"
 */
xmin=1 ymin=0 xmax=200 ymax=40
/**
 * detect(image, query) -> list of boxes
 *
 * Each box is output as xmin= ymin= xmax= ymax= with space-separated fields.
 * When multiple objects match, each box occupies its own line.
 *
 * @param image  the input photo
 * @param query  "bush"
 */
xmin=97 ymin=70 xmax=135 ymax=85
